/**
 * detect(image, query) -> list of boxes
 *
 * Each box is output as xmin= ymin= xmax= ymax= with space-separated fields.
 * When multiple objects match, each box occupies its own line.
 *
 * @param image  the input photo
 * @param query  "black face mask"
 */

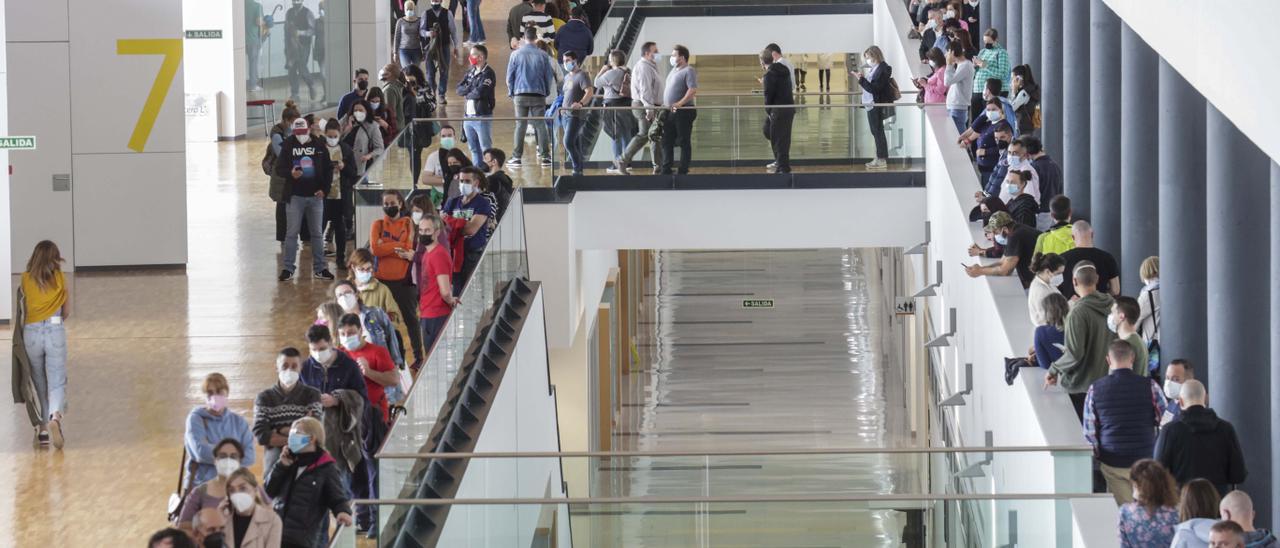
xmin=384 ymin=205 xmax=400 ymax=217
xmin=357 ymin=80 xmax=369 ymax=91
xmin=203 ymin=532 xmax=226 ymax=548
xmin=985 ymin=42 xmax=995 ymax=49
xmin=996 ymin=140 xmax=1009 ymax=149
xmin=419 ymin=234 xmax=434 ymax=245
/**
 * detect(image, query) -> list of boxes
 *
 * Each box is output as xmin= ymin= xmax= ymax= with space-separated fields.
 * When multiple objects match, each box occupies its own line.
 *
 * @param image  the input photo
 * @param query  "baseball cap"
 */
xmin=291 ymin=118 xmax=309 ymax=135
xmin=986 ymin=211 xmax=1014 ymax=232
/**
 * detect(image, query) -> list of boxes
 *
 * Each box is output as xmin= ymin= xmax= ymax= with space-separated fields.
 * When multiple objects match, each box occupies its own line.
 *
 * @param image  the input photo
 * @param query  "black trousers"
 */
xmin=383 ymin=278 xmax=423 ymax=364
xmin=867 ymin=106 xmax=889 ymax=160
xmin=765 ymin=110 xmax=795 ymax=173
xmin=660 ymin=109 xmax=698 ymax=175
xmin=453 ymin=248 xmax=484 ymax=296
xmin=323 ymin=199 xmax=347 ymax=265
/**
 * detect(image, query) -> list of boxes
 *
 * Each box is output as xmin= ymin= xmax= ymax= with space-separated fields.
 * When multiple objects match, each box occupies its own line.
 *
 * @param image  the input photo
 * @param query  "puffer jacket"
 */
xmin=265 ymin=450 xmax=352 ymax=545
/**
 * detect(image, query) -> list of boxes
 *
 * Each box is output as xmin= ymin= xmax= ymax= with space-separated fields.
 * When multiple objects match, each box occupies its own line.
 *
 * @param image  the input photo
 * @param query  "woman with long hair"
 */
xmin=220 ymin=467 xmax=283 ymax=547
xmin=1010 ymin=64 xmax=1040 ymax=136
xmin=19 ymin=240 xmax=69 ymax=448
xmin=1118 ymin=459 xmax=1180 ymax=547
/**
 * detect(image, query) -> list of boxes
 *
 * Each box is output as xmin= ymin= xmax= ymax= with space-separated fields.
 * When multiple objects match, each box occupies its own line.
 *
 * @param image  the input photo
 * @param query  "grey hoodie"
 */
xmin=1171 ymin=519 xmax=1279 ymax=548
xmin=1049 ymin=291 xmax=1116 ymax=393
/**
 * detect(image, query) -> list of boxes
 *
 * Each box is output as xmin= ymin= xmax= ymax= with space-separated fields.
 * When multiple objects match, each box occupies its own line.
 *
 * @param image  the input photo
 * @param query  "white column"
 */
xmin=351 ymin=0 xmax=391 ymax=79
xmin=183 ymin=0 xmax=246 ymax=138
xmin=0 ymin=0 xmax=10 ymax=321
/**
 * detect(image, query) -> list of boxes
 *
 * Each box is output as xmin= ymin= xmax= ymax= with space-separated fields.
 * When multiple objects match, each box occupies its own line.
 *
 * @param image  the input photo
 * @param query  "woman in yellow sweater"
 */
xmin=346 ymin=249 xmax=415 ymax=367
xmin=19 ymin=240 xmax=70 ymax=449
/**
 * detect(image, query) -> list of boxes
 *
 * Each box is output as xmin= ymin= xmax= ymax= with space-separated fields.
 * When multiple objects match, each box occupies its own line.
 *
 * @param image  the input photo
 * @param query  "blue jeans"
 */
xmin=464 ymin=117 xmax=493 ymax=166
xmin=564 ymin=114 xmax=586 ymax=174
xmin=949 ymin=108 xmax=968 ymax=134
xmin=611 ymin=137 xmax=627 ymax=160
xmin=421 ymin=315 xmax=449 ymax=356
xmin=283 ymin=195 xmax=326 ymax=273
xmin=24 ymin=319 xmax=67 ymax=422
xmin=399 ymin=48 xmax=423 ymax=71
xmin=466 ymin=0 xmax=485 ymax=42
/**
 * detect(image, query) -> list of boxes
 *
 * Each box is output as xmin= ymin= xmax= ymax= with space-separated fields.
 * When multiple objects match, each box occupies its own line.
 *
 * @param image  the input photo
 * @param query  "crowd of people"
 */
xmin=904 ymin=1 xmax=1268 ymax=545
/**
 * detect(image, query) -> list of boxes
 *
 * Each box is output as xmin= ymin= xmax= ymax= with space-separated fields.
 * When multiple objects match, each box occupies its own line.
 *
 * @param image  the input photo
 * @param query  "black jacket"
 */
xmin=859 ymin=63 xmax=895 ymax=104
xmin=1006 ymin=193 xmax=1038 ymax=228
xmin=456 ymin=65 xmax=497 ymax=116
xmin=275 ymin=135 xmax=334 ymax=198
xmin=265 ymin=451 xmax=353 ymax=545
xmin=762 ymin=63 xmax=794 ymax=116
xmin=1155 ymin=406 xmax=1248 ymax=494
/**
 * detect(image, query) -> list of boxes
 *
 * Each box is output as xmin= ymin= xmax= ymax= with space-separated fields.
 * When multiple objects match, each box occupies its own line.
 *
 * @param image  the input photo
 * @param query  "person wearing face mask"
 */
xmin=219 ymin=468 xmax=283 ymax=548
xmin=1160 ymin=359 xmax=1194 ymax=425
xmin=420 ymin=124 xmax=461 ymax=189
xmin=336 ymin=314 xmax=398 ymax=424
xmin=1082 ymin=340 xmax=1168 ymax=505
xmin=957 ymin=99 xmax=1005 ymax=184
xmin=185 ymin=373 xmax=257 ymax=487
xmin=1027 ymin=252 xmax=1065 ymax=326
xmin=253 ymin=348 xmax=323 ymax=475
xmin=560 ymin=50 xmax=594 ymax=176
xmin=363 ymin=86 xmax=397 ymax=145
xmin=970 ymin=28 xmax=1010 ymax=121
xmin=553 ymin=7 xmax=594 ymax=63
xmin=419 ymin=0 xmax=459 ymax=101
xmin=192 ymin=508 xmax=226 ymax=548
xmin=597 ymin=49 xmax=638 ymax=174
xmin=178 ymin=438 xmax=271 ymax=536
xmin=1045 ymin=262 xmax=1118 ymax=421
xmin=983 ymin=122 xmax=1014 ymax=195
xmin=1003 ymin=170 xmax=1038 ymax=227
xmin=370 ymin=189 xmax=423 ymax=368
xmin=661 ymin=45 xmax=699 ymax=175
xmin=616 ymin=41 xmax=665 ymax=176
xmin=402 ymin=65 xmax=438 ymax=182
xmin=333 ymin=279 xmax=405 ymax=369
xmin=283 ymin=0 xmax=319 ymax=102
xmin=997 ymin=136 xmax=1041 ymax=205
xmin=378 ymin=63 xmax=407 ymax=135
xmin=275 ymin=117 xmax=336 ymax=282
xmin=1034 ymin=195 xmax=1076 ymax=256
xmin=1155 ymin=379 xmax=1248 ymax=496
xmin=346 ymin=250 xmax=416 ymax=366
xmin=442 ymin=166 xmax=497 ymax=294
xmin=915 ymin=47 xmax=948 ymax=104
xmin=943 ymin=41 xmax=975 ymax=134
xmin=1108 ymin=296 xmax=1150 ymax=378
xmin=417 ymin=215 xmax=459 ymax=352
xmin=265 ymin=417 xmax=353 ymax=547
xmin=300 ymin=325 xmax=370 ymax=413
xmin=979 ymin=78 xmax=1018 ymax=135
xmin=852 ymin=45 xmax=893 ymax=171
xmin=321 ymin=119 xmax=357 ymax=267
xmin=482 ymin=148 xmax=513 ymax=218
xmin=918 ymin=9 xmax=944 ymax=61
xmin=340 ymin=100 xmax=384 ymax=181
xmin=964 ymin=210 xmax=1041 ymax=288
xmin=457 ymin=45 xmax=497 ymax=166
xmin=338 ymin=69 xmax=370 ymax=121
xmin=393 ymin=1 xmax=424 ymax=71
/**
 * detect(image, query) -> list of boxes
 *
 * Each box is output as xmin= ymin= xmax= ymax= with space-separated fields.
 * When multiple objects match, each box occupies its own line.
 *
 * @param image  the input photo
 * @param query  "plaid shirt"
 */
xmin=974 ymin=43 xmax=1011 ymax=93
xmin=1083 ymin=373 xmax=1167 ymax=450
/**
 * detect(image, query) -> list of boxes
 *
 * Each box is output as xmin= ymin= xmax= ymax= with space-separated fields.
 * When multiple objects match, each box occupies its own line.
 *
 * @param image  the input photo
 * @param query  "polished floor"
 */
xmin=575 ymin=249 xmax=913 ymax=546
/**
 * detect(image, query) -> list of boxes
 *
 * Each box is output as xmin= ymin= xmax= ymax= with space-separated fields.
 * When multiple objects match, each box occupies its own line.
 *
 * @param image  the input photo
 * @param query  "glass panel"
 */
xmin=245 ymin=0 xmax=351 ymax=116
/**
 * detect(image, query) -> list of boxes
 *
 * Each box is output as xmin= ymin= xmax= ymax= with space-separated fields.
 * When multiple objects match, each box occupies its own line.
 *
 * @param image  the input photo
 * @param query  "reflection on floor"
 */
xmin=570 ymin=249 xmax=913 ymax=546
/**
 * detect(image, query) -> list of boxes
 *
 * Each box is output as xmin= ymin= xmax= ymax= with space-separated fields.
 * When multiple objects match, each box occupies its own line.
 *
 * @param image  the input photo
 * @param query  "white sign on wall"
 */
xmin=184 ymin=92 xmax=218 ymax=142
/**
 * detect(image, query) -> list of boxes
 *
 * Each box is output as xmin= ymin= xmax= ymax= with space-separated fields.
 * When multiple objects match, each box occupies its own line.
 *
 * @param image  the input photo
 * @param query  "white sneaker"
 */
xmin=865 ymin=159 xmax=888 ymax=170
xmin=606 ymin=167 xmax=622 ymax=175
xmin=766 ymin=161 xmax=777 ymax=169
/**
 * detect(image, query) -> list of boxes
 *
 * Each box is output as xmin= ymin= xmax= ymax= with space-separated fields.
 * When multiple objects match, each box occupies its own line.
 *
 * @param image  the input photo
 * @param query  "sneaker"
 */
xmin=539 ymin=156 xmax=553 ymax=167
xmin=766 ymin=161 xmax=777 ymax=169
xmin=314 ymin=269 xmax=336 ymax=280
xmin=48 ymin=417 xmax=64 ymax=450
xmin=766 ymin=164 xmax=778 ymax=174
xmin=324 ymin=248 xmax=336 ymax=257
xmin=36 ymin=428 xmax=50 ymax=447
xmin=612 ymin=159 xmax=630 ymax=175
xmin=279 ymin=270 xmax=294 ymax=281
xmin=505 ymin=157 xmax=523 ymax=167
xmin=866 ymin=159 xmax=888 ymax=171
xmin=439 ymin=97 xmax=448 ymax=105
xmin=606 ymin=167 xmax=622 ymax=175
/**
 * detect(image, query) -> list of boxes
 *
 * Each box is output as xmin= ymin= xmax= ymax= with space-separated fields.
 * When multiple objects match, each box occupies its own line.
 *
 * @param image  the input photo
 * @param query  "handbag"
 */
xmin=1144 ymin=288 xmax=1161 ymax=375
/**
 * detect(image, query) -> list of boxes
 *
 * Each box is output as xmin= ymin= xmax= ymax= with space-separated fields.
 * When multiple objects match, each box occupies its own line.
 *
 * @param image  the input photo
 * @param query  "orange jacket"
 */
xmin=370 ymin=216 xmax=414 ymax=282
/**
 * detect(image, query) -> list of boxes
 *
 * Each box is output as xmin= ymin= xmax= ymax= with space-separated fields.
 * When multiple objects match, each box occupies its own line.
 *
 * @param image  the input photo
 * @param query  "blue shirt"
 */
xmin=337 ymin=89 xmax=363 ymax=120
xmin=969 ymin=115 xmax=999 ymax=171
xmin=506 ymin=44 xmax=557 ymax=97
xmin=1034 ymin=325 xmax=1064 ymax=370
xmin=444 ymin=193 xmax=497 ymax=252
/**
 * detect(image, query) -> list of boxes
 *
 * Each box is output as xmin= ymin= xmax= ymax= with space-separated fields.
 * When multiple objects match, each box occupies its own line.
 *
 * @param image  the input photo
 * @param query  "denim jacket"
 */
xmin=359 ymin=305 xmax=403 ymax=367
xmin=506 ymin=45 xmax=556 ymax=97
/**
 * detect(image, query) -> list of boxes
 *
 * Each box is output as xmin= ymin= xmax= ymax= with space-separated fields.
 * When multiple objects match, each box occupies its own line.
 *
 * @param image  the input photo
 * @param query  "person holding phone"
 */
xmin=265 ymin=417 xmax=352 ymax=547
xmin=371 ymin=189 xmax=423 ymax=369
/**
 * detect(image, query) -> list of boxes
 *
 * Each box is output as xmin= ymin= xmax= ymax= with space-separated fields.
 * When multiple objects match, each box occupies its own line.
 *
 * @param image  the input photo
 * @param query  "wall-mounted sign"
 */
xmin=0 ymin=136 xmax=37 ymax=150
xmin=894 ymin=297 xmax=916 ymax=316
xmin=185 ymin=30 xmax=223 ymax=39
xmin=742 ymin=299 xmax=775 ymax=309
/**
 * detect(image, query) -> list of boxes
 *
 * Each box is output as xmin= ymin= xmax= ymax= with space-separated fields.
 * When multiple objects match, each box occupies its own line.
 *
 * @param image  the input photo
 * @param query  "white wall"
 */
xmin=183 ymin=0 xmax=246 ymax=138
xmin=437 ymin=290 xmax=571 ymax=547
xmin=351 ymin=0 xmax=390 ymax=81
xmin=1104 ymin=0 xmax=1279 ymax=162
xmin=0 ymin=0 xmax=9 ymax=321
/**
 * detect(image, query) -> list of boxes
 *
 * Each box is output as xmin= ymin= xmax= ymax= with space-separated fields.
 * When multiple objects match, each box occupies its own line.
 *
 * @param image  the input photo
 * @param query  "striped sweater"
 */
xmin=252 ymin=383 xmax=324 ymax=446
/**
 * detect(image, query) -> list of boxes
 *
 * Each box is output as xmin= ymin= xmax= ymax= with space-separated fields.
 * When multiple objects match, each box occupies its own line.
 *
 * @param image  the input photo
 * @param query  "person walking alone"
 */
xmin=15 ymin=240 xmax=70 ymax=449
xmin=760 ymin=48 xmax=794 ymax=174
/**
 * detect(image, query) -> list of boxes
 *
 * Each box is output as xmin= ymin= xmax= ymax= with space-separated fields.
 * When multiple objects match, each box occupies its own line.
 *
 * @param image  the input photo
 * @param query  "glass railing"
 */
xmin=334 ymin=491 xmax=1108 ymax=547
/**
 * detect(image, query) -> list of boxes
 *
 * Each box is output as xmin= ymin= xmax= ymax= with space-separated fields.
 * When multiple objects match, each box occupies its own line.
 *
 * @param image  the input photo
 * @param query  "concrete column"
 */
xmin=1272 ymin=159 xmax=1280 ymax=530
xmin=1089 ymin=0 xmax=1120 ymax=256
xmin=991 ymin=0 xmax=1006 ymax=47
xmin=1021 ymin=0 xmax=1040 ymax=74
xmin=1061 ymin=0 xmax=1090 ymax=216
xmin=1040 ymin=0 xmax=1062 ymax=160
xmin=979 ymin=0 xmax=992 ymax=40
xmin=1119 ymin=23 xmax=1157 ymax=296
xmin=1206 ymin=104 xmax=1272 ymax=525
xmin=1156 ymin=60 xmax=1205 ymax=381
xmin=1005 ymin=0 xmax=1021 ymax=65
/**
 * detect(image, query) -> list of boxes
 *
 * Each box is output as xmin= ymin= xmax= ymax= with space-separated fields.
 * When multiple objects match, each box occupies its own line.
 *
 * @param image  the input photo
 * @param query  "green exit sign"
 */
xmin=742 ymin=299 xmax=775 ymax=309
xmin=185 ymin=30 xmax=223 ymax=39
xmin=0 ymin=136 xmax=36 ymax=150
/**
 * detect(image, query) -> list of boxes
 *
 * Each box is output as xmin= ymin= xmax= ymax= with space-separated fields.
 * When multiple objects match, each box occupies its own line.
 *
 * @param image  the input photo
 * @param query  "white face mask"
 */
xmin=312 ymin=348 xmax=334 ymax=363
xmin=337 ymin=293 xmax=358 ymax=312
xmin=1049 ymin=273 xmax=1064 ymax=287
xmin=296 ymin=134 xmax=311 ymax=144
xmin=341 ymin=334 xmax=363 ymax=350
xmin=986 ymin=109 xmax=1003 ymax=122
xmin=216 ymin=458 xmax=240 ymax=478
xmin=1106 ymin=315 xmax=1118 ymax=333
xmin=278 ymin=368 xmax=300 ymax=387
xmin=412 ymin=211 xmax=425 ymax=224
xmin=669 ymin=56 xmax=678 ymax=67
xmin=1163 ymin=379 xmax=1183 ymax=400
xmin=945 ymin=9 xmax=956 ymax=19
xmin=925 ymin=19 xmax=937 ymax=31
xmin=230 ymin=492 xmax=256 ymax=513
xmin=326 ymin=136 xmax=339 ymax=147
xmin=354 ymin=110 xmax=367 ymax=122
xmin=1007 ymin=154 xmax=1022 ymax=165
xmin=458 ymin=182 xmax=475 ymax=196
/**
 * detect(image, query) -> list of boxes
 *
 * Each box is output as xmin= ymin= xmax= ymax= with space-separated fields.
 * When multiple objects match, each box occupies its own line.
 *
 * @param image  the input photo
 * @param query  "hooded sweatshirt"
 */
xmin=1154 ymin=405 xmax=1248 ymax=494
xmin=1034 ymin=222 xmax=1075 ymax=256
xmin=1049 ymin=291 xmax=1116 ymax=394
xmin=1171 ymin=519 xmax=1279 ymax=548
xmin=185 ymin=406 xmax=257 ymax=485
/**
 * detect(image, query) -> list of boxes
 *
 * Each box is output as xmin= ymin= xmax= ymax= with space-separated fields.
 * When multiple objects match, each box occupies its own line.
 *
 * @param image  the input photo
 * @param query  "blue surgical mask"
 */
xmin=441 ymin=137 xmax=456 ymax=149
xmin=563 ymin=61 xmax=575 ymax=72
xmin=1006 ymin=183 xmax=1019 ymax=196
xmin=1008 ymin=154 xmax=1022 ymax=165
xmin=287 ymin=432 xmax=311 ymax=453
xmin=355 ymin=270 xmax=373 ymax=284
xmin=986 ymin=109 xmax=1002 ymax=122
xmin=341 ymin=334 xmax=363 ymax=350
xmin=994 ymin=233 xmax=1008 ymax=246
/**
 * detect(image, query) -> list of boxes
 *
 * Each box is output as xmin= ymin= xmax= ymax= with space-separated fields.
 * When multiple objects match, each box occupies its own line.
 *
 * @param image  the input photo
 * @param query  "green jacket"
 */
xmin=1050 ymin=291 xmax=1116 ymax=393
xmin=381 ymin=80 xmax=406 ymax=134
xmin=1034 ymin=223 xmax=1075 ymax=256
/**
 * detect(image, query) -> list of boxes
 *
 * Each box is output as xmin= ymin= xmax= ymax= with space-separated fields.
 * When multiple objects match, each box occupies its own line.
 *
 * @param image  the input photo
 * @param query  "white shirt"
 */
xmin=997 ymin=156 xmax=1042 ymax=205
xmin=1027 ymin=274 xmax=1057 ymax=327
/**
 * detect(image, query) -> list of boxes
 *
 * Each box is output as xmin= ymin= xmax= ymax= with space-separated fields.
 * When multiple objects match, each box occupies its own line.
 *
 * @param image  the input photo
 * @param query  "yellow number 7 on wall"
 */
xmin=117 ymin=39 xmax=183 ymax=153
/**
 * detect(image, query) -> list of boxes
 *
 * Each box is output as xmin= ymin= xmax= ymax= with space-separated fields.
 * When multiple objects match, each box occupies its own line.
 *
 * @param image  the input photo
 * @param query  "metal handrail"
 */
xmin=354 ymin=492 xmax=1112 ymax=505
xmin=406 ymin=100 xmax=947 ymax=123
xmin=378 ymin=445 xmax=1093 ymax=459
